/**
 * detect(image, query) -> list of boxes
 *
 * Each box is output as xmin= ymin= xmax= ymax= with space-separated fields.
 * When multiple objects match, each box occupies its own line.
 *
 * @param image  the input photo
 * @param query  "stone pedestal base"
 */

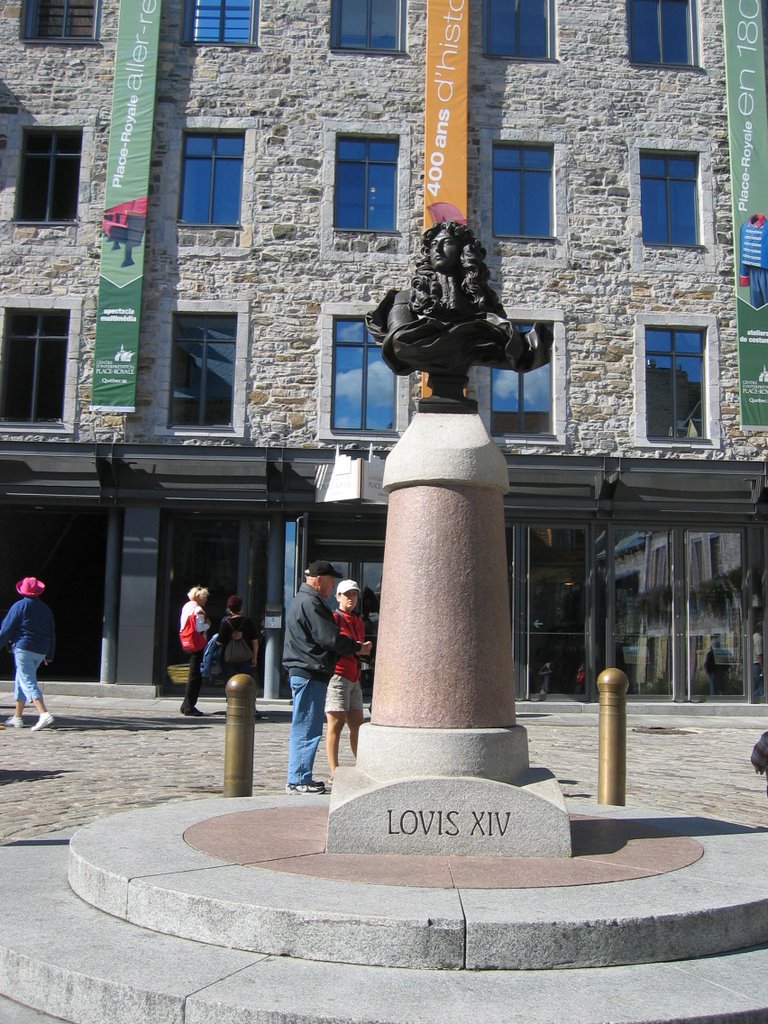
xmin=326 ymin=724 xmax=572 ymax=857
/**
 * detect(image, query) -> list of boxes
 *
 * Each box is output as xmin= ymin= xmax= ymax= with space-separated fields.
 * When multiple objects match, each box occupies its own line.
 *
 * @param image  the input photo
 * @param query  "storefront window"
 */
xmin=687 ymin=530 xmax=744 ymax=698
xmin=614 ymin=529 xmax=672 ymax=696
xmin=527 ymin=527 xmax=586 ymax=697
xmin=165 ymin=517 xmax=240 ymax=685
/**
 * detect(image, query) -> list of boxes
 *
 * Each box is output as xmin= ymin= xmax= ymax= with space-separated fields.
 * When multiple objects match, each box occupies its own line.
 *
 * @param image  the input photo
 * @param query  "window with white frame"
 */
xmin=179 ymin=133 xmax=244 ymax=225
xmin=645 ymin=326 xmax=705 ymax=439
xmin=184 ymin=0 xmax=257 ymax=43
xmin=16 ymin=129 xmax=82 ymax=223
xmin=492 ymin=143 xmax=553 ymax=238
xmin=0 ymin=310 xmax=69 ymax=423
xmin=639 ymin=151 xmax=698 ymax=246
xmin=332 ymin=318 xmax=396 ymax=432
xmin=490 ymin=323 xmax=553 ymax=434
xmin=628 ymin=0 xmax=696 ymax=66
xmin=170 ymin=313 xmax=237 ymax=427
xmin=483 ymin=0 xmax=553 ymax=59
xmin=24 ymin=0 xmax=100 ymax=39
xmin=331 ymin=0 xmax=405 ymax=51
xmin=334 ymin=136 xmax=399 ymax=231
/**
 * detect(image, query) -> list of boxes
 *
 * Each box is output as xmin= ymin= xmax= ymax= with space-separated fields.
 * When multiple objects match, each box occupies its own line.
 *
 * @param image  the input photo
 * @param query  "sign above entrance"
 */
xmin=315 ymin=450 xmax=388 ymax=504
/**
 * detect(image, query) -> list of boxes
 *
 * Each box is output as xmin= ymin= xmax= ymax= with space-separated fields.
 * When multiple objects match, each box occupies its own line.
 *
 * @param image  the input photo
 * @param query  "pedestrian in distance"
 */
xmin=536 ymin=660 xmax=554 ymax=701
xmin=179 ymin=586 xmax=210 ymax=717
xmin=2 ymin=576 xmax=56 ymax=732
xmin=217 ymin=594 xmax=262 ymax=718
xmin=324 ymin=580 xmax=367 ymax=783
xmin=283 ymin=560 xmax=372 ymax=794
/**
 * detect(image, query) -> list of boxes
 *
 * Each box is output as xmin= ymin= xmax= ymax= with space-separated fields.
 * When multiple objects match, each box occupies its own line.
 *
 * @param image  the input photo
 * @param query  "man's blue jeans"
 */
xmin=287 ymin=675 xmax=327 ymax=784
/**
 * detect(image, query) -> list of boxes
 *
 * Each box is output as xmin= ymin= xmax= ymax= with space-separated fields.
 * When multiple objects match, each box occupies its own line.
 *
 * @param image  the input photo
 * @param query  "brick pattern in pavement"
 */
xmin=1 ymin=696 xmax=767 ymax=845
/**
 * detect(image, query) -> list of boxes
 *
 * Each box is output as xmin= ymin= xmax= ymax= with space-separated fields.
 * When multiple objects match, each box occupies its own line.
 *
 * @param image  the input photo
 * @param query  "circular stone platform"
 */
xmin=184 ymin=806 xmax=703 ymax=888
xmin=67 ymin=796 xmax=768 ymax=972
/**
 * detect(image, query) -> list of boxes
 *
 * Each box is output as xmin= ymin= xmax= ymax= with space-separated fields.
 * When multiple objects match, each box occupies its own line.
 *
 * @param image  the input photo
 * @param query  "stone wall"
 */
xmin=0 ymin=0 xmax=765 ymax=461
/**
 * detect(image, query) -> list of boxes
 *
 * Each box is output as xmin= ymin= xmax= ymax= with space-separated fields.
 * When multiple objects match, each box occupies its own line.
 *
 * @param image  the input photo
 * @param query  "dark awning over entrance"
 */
xmin=1 ymin=442 xmax=767 ymax=521
xmin=0 ymin=442 xmax=330 ymax=510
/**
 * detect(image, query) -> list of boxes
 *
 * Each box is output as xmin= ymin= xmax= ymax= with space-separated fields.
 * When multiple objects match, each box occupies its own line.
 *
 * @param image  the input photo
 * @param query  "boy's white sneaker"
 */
xmin=30 ymin=712 xmax=54 ymax=732
xmin=4 ymin=715 xmax=24 ymax=728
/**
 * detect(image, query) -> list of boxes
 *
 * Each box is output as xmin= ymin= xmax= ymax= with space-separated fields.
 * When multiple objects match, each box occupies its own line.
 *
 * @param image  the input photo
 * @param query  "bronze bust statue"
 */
xmin=365 ymin=221 xmax=552 ymax=411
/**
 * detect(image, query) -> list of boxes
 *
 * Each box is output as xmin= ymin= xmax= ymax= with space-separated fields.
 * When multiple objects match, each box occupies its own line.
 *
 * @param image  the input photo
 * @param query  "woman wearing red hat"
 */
xmin=1 ymin=577 xmax=56 ymax=731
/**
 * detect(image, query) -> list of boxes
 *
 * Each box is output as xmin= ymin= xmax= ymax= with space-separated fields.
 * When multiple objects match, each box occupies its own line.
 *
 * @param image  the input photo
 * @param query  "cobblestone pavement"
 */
xmin=2 ymin=695 xmax=768 ymax=845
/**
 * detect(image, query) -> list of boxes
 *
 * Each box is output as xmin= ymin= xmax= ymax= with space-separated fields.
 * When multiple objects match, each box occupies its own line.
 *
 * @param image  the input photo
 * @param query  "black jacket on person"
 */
xmin=282 ymin=583 xmax=359 ymax=683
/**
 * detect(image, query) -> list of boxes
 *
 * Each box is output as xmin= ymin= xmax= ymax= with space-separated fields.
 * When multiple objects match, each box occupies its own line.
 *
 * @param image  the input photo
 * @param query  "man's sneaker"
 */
xmin=4 ymin=716 xmax=24 ymax=728
xmin=285 ymin=780 xmax=326 ymax=794
xmin=30 ymin=712 xmax=54 ymax=732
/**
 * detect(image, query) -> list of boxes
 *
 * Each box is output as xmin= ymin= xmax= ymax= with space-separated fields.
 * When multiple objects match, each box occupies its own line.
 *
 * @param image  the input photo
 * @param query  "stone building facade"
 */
xmin=0 ymin=0 xmax=766 ymax=704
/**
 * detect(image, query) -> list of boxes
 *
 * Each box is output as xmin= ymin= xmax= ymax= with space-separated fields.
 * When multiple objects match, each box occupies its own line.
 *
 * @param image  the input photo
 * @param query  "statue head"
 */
xmin=411 ymin=221 xmax=504 ymax=318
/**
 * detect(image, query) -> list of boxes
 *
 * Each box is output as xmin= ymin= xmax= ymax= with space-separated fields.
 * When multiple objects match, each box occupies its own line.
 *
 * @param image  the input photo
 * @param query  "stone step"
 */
xmin=3 ymin=833 xmax=768 ymax=1023
xmin=0 ymin=993 xmax=69 ymax=1023
xmin=67 ymin=796 xmax=768 ymax=971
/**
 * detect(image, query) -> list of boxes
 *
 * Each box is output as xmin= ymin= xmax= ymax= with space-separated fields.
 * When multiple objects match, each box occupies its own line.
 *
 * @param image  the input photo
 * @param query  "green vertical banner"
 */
xmin=91 ymin=0 xmax=162 ymax=412
xmin=723 ymin=0 xmax=768 ymax=428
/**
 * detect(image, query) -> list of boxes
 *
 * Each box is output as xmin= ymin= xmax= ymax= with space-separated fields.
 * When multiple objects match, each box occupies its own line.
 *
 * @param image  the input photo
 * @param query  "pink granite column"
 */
xmin=371 ymin=414 xmax=516 ymax=730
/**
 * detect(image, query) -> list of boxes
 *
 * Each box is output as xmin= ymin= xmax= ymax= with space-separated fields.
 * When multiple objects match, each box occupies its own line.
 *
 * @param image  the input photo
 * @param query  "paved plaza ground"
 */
xmin=2 ymin=693 xmax=768 ymax=846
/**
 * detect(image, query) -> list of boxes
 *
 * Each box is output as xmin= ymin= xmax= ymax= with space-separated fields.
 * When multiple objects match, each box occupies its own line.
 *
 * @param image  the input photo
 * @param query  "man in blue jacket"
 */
xmin=283 ymin=560 xmax=371 ymax=793
xmin=1 ymin=577 xmax=56 ymax=732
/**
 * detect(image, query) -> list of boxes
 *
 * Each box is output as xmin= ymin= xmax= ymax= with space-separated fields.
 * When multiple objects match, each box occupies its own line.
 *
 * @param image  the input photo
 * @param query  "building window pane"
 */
xmin=24 ymin=0 xmax=99 ymax=39
xmin=334 ymin=137 xmax=398 ymax=231
xmin=687 ymin=531 xmax=744 ymax=699
xmin=17 ymin=130 xmax=82 ymax=223
xmin=185 ymin=0 xmax=256 ymax=43
xmin=640 ymin=152 xmax=698 ymax=245
xmin=528 ymin=527 xmax=586 ymax=698
xmin=332 ymin=0 xmax=404 ymax=51
xmin=179 ymin=134 xmax=244 ymax=225
xmin=629 ymin=0 xmax=694 ymax=66
xmin=614 ymin=528 xmax=673 ymax=697
xmin=332 ymin=318 xmax=396 ymax=431
xmin=484 ymin=0 xmax=551 ymax=59
xmin=645 ymin=327 xmax=704 ymax=439
xmin=491 ymin=323 xmax=552 ymax=433
xmin=0 ymin=312 xmax=68 ymax=423
xmin=492 ymin=144 xmax=552 ymax=237
xmin=170 ymin=314 xmax=236 ymax=426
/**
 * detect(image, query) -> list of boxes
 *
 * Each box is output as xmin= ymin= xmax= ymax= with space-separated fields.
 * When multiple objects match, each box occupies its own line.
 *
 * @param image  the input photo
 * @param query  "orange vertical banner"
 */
xmin=423 ymin=0 xmax=469 ymax=227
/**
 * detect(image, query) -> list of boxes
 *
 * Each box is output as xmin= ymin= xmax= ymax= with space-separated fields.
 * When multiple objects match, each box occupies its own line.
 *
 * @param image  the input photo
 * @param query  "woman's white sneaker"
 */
xmin=4 ymin=716 xmax=24 ymax=728
xmin=30 ymin=712 xmax=54 ymax=732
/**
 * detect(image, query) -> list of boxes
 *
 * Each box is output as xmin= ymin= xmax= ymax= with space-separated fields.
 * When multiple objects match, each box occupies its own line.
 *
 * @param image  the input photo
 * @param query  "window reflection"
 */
xmin=687 ymin=531 xmax=743 ymax=698
xmin=528 ymin=527 xmax=586 ymax=697
xmin=614 ymin=529 xmax=672 ymax=696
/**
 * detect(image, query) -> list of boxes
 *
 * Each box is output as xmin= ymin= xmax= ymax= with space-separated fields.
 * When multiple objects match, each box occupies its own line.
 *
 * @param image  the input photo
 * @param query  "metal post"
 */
xmin=597 ymin=667 xmax=629 ymax=806
xmin=224 ymin=674 xmax=255 ymax=797
xmin=264 ymin=512 xmax=285 ymax=700
xmin=99 ymin=507 xmax=120 ymax=684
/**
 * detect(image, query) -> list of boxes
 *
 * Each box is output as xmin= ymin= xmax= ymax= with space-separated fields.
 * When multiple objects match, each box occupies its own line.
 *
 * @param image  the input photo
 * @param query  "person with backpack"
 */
xmin=216 ymin=595 xmax=261 ymax=718
xmin=179 ymin=586 xmax=210 ymax=717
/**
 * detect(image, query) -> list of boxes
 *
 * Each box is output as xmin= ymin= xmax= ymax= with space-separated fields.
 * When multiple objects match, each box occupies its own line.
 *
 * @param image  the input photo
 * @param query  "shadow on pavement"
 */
xmin=7 ymin=836 xmax=70 ymax=846
xmin=0 ymin=769 xmax=73 ymax=786
xmin=6 ymin=716 xmax=226 ymax=732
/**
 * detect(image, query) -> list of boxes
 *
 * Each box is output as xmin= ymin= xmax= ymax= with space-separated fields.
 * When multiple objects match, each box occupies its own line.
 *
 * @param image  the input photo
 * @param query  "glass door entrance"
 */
xmin=527 ymin=527 xmax=587 ymax=699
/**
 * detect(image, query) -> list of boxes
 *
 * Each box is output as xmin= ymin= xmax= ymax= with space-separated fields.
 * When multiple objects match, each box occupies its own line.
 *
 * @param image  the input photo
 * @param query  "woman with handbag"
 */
xmin=217 ymin=595 xmax=261 ymax=717
xmin=179 ymin=585 xmax=210 ymax=717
